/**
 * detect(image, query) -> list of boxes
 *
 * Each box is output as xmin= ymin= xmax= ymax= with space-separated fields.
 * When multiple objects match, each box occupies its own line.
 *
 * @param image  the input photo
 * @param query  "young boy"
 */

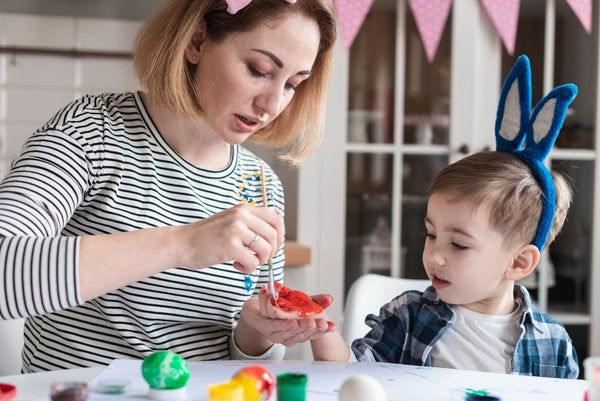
xmin=259 ymin=56 xmax=579 ymax=379
xmin=309 ymin=150 xmax=578 ymax=379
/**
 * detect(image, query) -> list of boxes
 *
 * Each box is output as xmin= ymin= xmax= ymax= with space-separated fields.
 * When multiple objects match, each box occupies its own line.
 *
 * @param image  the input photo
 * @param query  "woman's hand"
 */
xmin=234 ymin=288 xmax=336 ymax=355
xmin=175 ymin=203 xmax=284 ymax=274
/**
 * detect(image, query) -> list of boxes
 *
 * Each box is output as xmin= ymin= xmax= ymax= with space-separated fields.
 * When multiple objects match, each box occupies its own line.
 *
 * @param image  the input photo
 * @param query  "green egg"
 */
xmin=141 ymin=350 xmax=191 ymax=389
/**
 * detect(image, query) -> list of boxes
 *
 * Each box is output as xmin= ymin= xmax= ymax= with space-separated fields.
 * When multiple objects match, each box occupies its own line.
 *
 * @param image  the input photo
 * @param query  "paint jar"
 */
xmin=276 ymin=373 xmax=307 ymax=401
xmin=585 ymin=356 xmax=600 ymax=401
xmin=50 ymin=382 xmax=88 ymax=401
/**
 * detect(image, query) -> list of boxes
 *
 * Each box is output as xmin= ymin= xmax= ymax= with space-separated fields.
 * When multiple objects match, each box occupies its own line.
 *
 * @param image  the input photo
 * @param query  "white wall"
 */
xmin=0 ymin=13 xmax=142 ymax=177
xmin=0 ymin=13 xmax=142 ymax=374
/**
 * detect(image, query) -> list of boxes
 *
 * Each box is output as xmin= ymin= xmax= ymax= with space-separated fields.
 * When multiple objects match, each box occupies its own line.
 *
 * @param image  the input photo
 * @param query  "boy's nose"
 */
xmin=425 ymin=245 xmax=446 ymax=267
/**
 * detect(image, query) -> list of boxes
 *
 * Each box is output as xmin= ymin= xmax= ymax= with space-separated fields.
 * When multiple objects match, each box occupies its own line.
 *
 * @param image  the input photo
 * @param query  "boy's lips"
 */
xmin=431 ymin=272 xmax=451 ymax=289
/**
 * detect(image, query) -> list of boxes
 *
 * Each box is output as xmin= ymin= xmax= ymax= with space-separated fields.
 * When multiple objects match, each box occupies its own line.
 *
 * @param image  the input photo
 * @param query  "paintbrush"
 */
xmin=260 ymin=166 xmax=277 ymax=300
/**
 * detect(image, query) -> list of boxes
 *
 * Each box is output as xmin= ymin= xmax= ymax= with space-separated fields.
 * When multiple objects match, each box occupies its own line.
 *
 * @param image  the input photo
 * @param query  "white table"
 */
xmin=0 ymin=360 xmax=591 ymax=401
xmin=0 ymin=366 xmax=103 ymax=400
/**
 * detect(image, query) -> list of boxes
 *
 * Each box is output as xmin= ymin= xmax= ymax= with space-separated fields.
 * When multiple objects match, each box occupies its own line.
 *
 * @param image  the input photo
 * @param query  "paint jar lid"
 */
xmin=466 ymin=395 xmax=501 ymax=401
xmin=0 ymin=383 xmax=17 ymax=400
xmin=97 ymin=379 xmax=131 ymax=395
xmin=50 ymin=382 xmax=89 ymax=401
xmin=277 ymin=373 xmax=307 ymax=401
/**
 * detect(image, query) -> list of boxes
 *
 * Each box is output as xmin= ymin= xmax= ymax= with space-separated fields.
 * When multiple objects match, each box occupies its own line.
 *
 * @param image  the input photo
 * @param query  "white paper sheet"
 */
xmin=65 ymin=359 xmax=588 ymax=401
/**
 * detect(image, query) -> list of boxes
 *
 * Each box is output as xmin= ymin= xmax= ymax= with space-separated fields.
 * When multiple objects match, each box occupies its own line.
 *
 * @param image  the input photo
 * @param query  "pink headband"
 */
xmin=225 ymin=0 xmax=297 ymax=14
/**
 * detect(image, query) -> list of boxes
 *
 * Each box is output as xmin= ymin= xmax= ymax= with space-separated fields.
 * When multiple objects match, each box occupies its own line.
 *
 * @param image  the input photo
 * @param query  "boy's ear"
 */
xmin=185 ymin=18 xmax=207 ymax=63
xmin=505 ymin=244 xmax=540 ymax=281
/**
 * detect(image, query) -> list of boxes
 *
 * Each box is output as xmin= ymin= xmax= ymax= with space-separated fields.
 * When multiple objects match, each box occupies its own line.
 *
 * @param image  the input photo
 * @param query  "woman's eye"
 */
xmin=424 ymin=232 xmax=435 ymax=240
xmin=285 ymin=82 xmax=298 ymax=91
xmin=451 ymin=242 xmax=467 ymax=251
xmin=248 ymin=64 xmax=269 ymax=78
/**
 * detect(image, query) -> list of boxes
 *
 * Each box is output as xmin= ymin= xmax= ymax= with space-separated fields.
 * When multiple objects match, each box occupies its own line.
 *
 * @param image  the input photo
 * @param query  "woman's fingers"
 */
xmin=311 ymin=294 xmax=334 ymax=309
xmin=244 ymin=206 xmax=284 ymax=260
xmin=270 ymin=319 xmax=335 ymax=346
xmin=179 ymin=203 xmax=284 ymax=273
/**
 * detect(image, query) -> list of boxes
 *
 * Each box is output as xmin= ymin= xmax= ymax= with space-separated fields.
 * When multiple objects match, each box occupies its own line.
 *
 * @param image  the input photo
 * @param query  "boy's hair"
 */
xmin=133 ymin=0 xmax=337 ymax=165
xmin=428 ymin=151 xmax=572 ymax=248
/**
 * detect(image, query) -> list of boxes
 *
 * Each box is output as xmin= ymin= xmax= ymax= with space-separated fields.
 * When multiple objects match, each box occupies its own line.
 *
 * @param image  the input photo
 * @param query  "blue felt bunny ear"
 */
xmin=495 ymin=55 xmax=531 ymax=153
xmin=494 ymin=55 xmax=578 ymax=250
xmin=525 ymin=84 xmax=578 ymax=161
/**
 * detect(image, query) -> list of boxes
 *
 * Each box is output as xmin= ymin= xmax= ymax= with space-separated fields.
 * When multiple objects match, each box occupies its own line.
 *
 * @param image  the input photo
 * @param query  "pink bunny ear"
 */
xmin=225 ymin=0 xmax=252 ymax=14
xmin=226 ymin=0 xmax=298 ymax=14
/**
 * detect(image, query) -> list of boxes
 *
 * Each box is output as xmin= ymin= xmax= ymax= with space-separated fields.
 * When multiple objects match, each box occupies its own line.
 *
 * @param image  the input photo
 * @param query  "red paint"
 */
xmin=0 ymin=384 xmax=16 ymax=400
xmin=273 ymin=282 xmax=324 ymax=317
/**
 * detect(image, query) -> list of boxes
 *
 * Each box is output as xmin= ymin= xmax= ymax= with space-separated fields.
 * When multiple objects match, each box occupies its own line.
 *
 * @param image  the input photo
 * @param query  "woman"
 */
xmin=0 ymin=0 xmax=336 ymax=372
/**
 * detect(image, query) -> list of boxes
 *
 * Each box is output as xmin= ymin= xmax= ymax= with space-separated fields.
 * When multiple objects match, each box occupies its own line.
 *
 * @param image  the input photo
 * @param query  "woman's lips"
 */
xmin=234 ymin=114 xmax=259 ymax=133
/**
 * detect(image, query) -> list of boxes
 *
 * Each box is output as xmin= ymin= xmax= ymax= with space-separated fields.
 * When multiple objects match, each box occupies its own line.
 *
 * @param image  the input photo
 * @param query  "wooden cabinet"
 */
xmin=298 ymin=0 xmax=600 ymax=371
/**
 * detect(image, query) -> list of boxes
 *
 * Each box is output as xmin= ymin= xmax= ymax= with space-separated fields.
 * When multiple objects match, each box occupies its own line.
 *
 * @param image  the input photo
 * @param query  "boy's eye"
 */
xmin=451 ymin=242 xmax=468 ymax=251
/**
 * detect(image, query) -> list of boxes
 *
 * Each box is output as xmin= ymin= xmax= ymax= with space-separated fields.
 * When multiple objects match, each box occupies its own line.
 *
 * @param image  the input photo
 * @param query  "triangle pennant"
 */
xmin=565 ymin=0 xmax=592 ymax=33
xmin=333 ymin=0 xmax=376 ymax=50
xmin=480 ymin=0 xmax=521 ymax=55
xmin=407 ymin=0 xmax=453 ymax=63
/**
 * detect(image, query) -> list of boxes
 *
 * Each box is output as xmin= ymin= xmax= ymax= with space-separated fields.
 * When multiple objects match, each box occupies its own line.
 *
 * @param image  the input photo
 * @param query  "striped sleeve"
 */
xmin=0 ymin=127 xmax=94 ymax=318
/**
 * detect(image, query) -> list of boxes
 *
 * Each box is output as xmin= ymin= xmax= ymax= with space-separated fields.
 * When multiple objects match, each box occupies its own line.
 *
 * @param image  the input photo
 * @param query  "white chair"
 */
xmin=0 ymin=318 xmax=25 ymax=375
xmin=342 ymin=274 xmax=430 ymax=343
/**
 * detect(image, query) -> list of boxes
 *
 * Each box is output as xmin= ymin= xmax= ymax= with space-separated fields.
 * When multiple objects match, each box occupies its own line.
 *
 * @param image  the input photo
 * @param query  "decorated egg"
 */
xmin=141 ymin=351 xmax=190 ymax=400
xmin=338 ymin=374 xmax=386 ymax=401
xmin=207 ymin=365 xmax=275 ymax=401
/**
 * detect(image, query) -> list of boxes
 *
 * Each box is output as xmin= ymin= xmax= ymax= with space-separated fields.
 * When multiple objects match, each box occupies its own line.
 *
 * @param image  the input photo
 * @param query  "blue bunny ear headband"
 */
xmin=495 ymin=55 xmax=577 ymax=251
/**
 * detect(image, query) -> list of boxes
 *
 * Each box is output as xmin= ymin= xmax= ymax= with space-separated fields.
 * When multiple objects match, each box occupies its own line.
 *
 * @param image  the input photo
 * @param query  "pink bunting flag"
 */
xmin=407 ymin=0 xmax=453 ymax=63
xmin=333 ymin=0 xmax=376 ymax=50
xmin=480 ymin=0 xmax=520 ymax=55
xmin=565 ymin=0 xmax=592 ymax=33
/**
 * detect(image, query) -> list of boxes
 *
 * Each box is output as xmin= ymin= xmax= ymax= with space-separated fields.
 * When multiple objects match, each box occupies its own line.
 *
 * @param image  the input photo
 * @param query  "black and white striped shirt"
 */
xmin=0 ymin=92 xmax=285 ymax=372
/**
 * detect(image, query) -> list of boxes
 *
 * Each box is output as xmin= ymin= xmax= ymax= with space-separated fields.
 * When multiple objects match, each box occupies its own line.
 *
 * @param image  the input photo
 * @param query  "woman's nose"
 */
xmin=255 ymin=87 xmax=286 ymax=118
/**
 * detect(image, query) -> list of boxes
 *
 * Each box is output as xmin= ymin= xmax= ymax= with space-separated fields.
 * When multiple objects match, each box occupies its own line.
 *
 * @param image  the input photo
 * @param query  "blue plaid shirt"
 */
xmin=351 ymin=284 xmax=579 ymax=379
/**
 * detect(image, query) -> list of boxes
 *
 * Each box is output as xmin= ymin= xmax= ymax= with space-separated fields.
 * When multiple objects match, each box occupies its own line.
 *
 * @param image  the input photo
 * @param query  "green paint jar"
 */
xmin=276 ymin=373 xmax=307 ymax=401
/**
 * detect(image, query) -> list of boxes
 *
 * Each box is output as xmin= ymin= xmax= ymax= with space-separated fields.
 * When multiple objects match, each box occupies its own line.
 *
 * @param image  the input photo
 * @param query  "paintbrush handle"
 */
xmin=260 ymin=166 xmax=277 ymax=300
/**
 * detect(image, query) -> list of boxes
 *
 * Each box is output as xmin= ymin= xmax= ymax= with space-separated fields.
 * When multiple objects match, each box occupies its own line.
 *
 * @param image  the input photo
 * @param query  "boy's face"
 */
xmin=422 ymin=192 xmax=519 ymax=315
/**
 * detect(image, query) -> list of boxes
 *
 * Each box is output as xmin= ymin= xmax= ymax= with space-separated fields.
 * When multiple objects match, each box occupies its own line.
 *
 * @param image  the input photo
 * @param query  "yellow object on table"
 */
xmin=207 ymin=381 xmax=244 ymax=401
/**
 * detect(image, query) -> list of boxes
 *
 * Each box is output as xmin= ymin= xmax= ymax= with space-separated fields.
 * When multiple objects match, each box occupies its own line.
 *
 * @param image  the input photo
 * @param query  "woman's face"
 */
xmin=193 ymin=12 xmax=320 ymax=144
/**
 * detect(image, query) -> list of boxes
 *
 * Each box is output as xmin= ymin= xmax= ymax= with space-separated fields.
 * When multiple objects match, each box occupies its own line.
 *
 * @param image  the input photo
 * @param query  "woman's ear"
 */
xmin=185 ymin=19 xmax=207 ymax=64
xmin=505 ymin=244 xmax=540 ymax=281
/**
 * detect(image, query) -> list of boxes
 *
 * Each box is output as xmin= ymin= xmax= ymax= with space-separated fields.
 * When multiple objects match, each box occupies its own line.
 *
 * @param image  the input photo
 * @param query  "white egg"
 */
xmin=338 ymin=374 xmax=387 ymax=401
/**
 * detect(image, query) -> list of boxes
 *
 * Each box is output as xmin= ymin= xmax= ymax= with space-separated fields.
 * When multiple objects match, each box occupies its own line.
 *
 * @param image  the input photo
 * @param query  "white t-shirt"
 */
xmin=430 ymin=302 xmax=522 ymax=373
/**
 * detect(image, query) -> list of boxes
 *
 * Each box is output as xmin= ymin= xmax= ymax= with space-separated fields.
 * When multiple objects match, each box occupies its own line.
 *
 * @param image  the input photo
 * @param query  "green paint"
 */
xmin=465 ymin=388 xmax=490 ymax=396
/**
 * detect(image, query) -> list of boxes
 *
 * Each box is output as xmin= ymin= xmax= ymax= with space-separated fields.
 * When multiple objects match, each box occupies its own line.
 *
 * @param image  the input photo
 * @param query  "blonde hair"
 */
xmin=133 ymin=0 xmax=337 ymax=165
xmin=428 ymin=151 xmax=573 ymax=248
